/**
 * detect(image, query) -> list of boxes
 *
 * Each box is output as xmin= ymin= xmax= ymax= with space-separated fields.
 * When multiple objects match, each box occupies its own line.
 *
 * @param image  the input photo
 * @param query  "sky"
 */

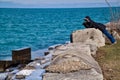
xmin=0 ymin=0 xmax=119 ymax=8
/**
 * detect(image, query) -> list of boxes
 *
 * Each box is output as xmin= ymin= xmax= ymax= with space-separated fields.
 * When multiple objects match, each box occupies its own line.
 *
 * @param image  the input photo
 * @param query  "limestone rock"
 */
xmin=43 ymin=69 xmax=103 ymax=80
xmin=88 ymin=43 xmax=98 ymax=55
xmin=27 ymin=53 xmax=52 ymax=69
xmin=46 ymin=57 xmax=92 ymax=73
xmin=46 ymin=43 xmax=102 ymax=74
xmin=53 ymin=43 xmax=91 ymax=56
xmin=46 ymin=45 xmax=92 ymax=73
xmin=105 ymin=22 xmax=120 ymax=40
xmin=54 ymin=42 xmax=97 ymax=55
xmin=44 ymin=41 xmax=103 ymax=80
xmin=105 ymin=21 xmax=120 ymax=30
xmin=71 ymin=28 xmax=105 ymax=47
xmin=16 ymin=69 xmax=35 ymax=79
xmin=111 ymin=30 xmax=120 ymax=40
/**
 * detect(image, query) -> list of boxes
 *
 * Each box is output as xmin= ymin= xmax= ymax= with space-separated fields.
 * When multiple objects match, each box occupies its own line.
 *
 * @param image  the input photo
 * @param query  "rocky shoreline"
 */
xmin=1 ymin=27 xmax=119 ymax=80
xmin=43 ymin=28 xmax=104 ymax=80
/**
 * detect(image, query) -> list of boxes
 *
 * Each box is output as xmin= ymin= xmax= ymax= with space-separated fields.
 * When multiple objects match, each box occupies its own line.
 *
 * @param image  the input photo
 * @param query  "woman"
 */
xmin=83 ymin=16 xmax=116 ymax=44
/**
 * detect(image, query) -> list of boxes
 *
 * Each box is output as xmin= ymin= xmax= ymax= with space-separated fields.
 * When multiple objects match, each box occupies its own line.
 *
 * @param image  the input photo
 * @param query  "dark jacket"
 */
xmin=83 ymin=17 xmax=106 ymax=32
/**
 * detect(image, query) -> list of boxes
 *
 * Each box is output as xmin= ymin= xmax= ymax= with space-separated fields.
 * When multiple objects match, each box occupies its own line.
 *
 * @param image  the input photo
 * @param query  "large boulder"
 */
xmin=43 ymin=28 xmax=104 ymax=80
xmin=46 ymin=50 xmax=92 ymax=73
xmin=71 ymin=28 xmax=105 ymax=47
xmin=43 ymin=69 xmax=103 ymax=80
xmin=43 ymin=43 xmax=103 ymax=80
xmin=52 ymin=43 xmax=91 ymax=56
xmin=49 ymin=43 xmax=102 ymax=73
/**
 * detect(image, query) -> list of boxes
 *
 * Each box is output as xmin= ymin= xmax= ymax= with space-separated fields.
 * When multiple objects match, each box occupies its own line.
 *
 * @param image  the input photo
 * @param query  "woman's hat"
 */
xmin=84 ymin=16 xmax=91 ymax=21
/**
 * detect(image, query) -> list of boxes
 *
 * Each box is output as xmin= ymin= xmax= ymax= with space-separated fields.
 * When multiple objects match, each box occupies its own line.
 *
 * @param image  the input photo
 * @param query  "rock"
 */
xmin=53 ymin=43 xmax=97 ymax=56
xmin=16 ymin=69 xmax=35 ymax=79
xmin=16 ymin=75 xmax=26 ymax=79
xmin=52 ymin=43 xmax=91 ymax=56
xmin=27 ymin=53 xmax=52 ymax=69
xmin=110 ymin=30 xmax=120 ymax=40
xmin=105 ymin=22 xmax=120 ymax=40
xmin=40 ymin=53 xmax=52 ymax=68
xmin=3 ymin=28 xmax=105 ymax=80
xmin=44 ymin=41 xmax=103 ymax=80
xmin=46 ymin=57 xmax=92 ymax=73
xmin=27 ymin=61 xmax=41 ymax=69
xmin=46 ymin=43 xmax=102 ymax=73
xmin=71 ymin=28 xmax=105 ymax=47
xmin=88 ymin=43 xmax=98 ymax=55
xmin=105 ymin=21 xmax=120 ymax=30
xmin=46 ymin=60 xmax=92 ymax=73
xmin=43 ymin=69 xmax=103 ymax=80
xmin=48 ymin=44 xmax=62 ymax=50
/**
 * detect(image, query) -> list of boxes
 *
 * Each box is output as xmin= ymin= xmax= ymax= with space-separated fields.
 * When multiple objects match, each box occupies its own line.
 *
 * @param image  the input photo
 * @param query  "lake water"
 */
xmin=0 ymin=7 xmax=112 ymax=59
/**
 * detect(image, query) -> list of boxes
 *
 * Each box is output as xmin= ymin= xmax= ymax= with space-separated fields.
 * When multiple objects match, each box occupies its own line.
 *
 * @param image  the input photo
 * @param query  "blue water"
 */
xmin=0 ymin=7 xmax=111 ymax=59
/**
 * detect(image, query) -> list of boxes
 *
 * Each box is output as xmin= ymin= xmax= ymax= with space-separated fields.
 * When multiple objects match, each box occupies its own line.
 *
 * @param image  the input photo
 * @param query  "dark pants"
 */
xmin=102 ymin=29 xmax=116 ymax=43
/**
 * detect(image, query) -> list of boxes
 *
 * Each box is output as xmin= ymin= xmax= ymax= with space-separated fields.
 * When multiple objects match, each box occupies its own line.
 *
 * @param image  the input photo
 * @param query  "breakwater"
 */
xmin=0 ymin=28 xmax=105 ymax=80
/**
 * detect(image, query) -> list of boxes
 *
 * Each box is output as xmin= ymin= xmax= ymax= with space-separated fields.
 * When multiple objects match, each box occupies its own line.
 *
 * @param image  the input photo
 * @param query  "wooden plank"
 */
xmin=12 ymin=47 xmax=31 ymax=64
xmin=0 ymin=61 xmax=12 ymax=72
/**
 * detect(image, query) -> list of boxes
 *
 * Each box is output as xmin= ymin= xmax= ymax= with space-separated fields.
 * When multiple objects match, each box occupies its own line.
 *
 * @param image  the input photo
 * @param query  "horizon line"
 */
xmin=0 ymin=6 xmax=120 ymax=9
